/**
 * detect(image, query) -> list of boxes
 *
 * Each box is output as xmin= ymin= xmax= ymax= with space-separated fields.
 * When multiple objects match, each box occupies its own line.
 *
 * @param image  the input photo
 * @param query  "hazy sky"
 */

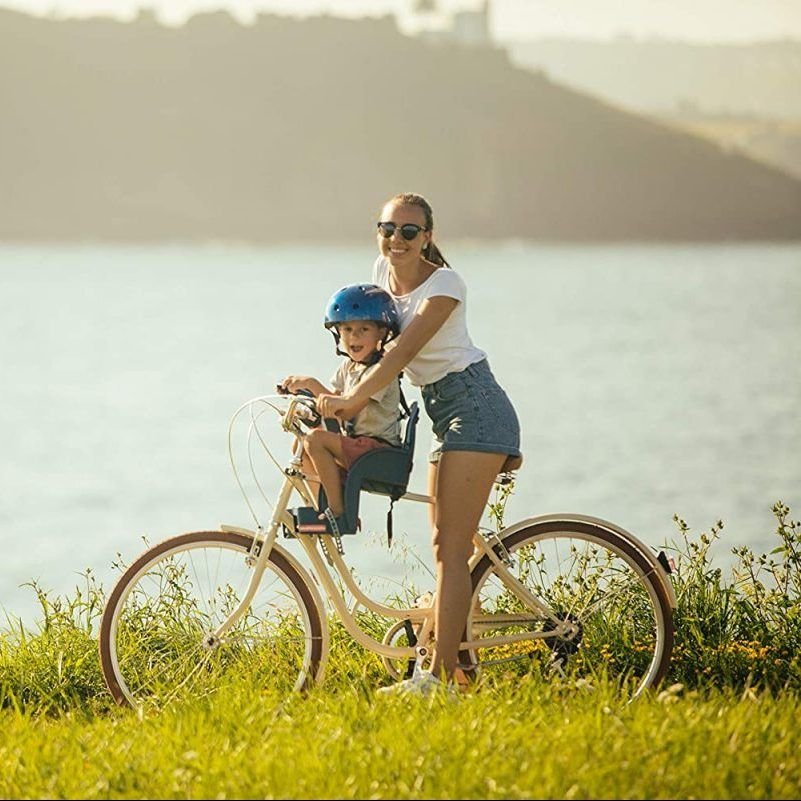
xmin=2 ymin=0 xmax=800 ymax=42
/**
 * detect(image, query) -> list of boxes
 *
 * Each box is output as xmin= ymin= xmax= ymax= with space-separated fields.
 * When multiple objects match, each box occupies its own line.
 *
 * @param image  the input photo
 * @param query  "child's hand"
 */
xmin=279 ymin=375 xmax=309 ymax=394
xmin=278 ymin=376 xmax=328 ymax=397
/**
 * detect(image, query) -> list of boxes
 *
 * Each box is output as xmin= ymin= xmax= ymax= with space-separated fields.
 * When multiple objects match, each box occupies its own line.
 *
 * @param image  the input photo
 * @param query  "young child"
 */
xmin=279 ymin=283 xmax=402 ymax=536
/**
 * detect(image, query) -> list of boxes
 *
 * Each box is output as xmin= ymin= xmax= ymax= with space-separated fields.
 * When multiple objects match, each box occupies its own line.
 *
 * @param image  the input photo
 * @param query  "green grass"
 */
xmin=0 ymin=679 xmax=799 ymax=799
xmin=1 ymin=501 xmax=800 ymax=798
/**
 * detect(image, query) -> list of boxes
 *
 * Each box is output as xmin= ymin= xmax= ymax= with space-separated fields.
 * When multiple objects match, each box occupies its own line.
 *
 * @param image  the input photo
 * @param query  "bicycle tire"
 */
xmin=464 ymin=519 xmax=674 ymax=699
xmin=99 ymin=530 xmax=325 ymax=709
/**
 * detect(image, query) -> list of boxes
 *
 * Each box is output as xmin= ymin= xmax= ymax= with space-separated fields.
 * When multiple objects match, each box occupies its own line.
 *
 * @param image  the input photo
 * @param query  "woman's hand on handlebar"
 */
xmin=316 ymin=392 xmax=367 ymax=421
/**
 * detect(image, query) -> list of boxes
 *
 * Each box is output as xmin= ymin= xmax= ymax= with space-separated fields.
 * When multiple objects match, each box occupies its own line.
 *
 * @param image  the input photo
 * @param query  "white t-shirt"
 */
xmin=372 ymin=256 xmax=486 ymax=387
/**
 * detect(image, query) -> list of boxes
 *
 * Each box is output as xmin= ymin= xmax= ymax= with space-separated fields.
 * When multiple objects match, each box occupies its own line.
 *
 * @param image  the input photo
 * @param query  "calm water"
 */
xmin=1 ymin=242 xmax=800 ymax=626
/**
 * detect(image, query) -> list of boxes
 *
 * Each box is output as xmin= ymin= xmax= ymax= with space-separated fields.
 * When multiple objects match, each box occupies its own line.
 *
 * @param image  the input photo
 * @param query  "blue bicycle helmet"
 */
xmin=324 ymin=284 xmax=400 ymax=348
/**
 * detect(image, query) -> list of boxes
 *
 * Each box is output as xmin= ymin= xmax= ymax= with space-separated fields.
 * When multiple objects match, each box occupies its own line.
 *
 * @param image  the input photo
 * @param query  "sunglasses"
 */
xmin=376 ymin=221 xmax=427 ymax=241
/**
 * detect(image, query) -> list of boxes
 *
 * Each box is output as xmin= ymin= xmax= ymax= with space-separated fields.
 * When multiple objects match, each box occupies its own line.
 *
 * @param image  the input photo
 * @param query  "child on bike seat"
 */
xmin=279 ymin=283 xmax=402 ymax=537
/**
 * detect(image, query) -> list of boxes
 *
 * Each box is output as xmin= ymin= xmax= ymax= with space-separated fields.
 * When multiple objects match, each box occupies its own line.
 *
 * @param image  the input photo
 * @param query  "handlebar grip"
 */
xmin=275 ymin=385 xmax=315 ymax=399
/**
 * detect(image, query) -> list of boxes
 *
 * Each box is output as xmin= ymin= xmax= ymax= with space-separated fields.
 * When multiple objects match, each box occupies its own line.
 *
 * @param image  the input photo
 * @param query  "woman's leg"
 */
xmin=427 ymin=450 xmax=506 ymax=681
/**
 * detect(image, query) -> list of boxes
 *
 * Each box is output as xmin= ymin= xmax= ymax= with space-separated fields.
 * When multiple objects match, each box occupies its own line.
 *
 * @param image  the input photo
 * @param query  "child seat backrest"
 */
xmin=340 ymin=402 xmax=419 ymax=534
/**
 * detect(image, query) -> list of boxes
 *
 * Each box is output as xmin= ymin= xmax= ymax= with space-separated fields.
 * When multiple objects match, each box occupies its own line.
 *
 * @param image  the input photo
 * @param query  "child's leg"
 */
xmin=293 ymin=436 xmax=322 ymax=500
xmin=300 ymin=450 xmax=322 ymax=501
xmin=303 ymin=429 xmax=347 ymax=517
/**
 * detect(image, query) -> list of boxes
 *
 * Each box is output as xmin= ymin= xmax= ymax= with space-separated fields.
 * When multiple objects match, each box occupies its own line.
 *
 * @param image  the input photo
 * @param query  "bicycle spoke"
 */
xmin=467 ymin=522 xmax=673 ymax=698
xmin=100 ymin=532 xmax=324 ymax=709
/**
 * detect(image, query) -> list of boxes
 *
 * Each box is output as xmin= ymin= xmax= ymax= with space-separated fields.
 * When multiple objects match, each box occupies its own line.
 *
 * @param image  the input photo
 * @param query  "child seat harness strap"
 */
xmin=386 ymin=373 xmax=411 ymax=549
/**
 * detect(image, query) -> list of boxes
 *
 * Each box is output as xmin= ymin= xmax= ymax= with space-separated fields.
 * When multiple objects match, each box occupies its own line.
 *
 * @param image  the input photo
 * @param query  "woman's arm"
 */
xmin=317 ymin=296 xmax=458 ymax=419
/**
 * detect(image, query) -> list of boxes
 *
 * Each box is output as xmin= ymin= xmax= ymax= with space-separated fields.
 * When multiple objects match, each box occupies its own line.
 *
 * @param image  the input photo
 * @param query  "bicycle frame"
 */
xmin=214 ymin=393 xmax=676 ymax=672
xmin=214 ymin=460 xmax=568 ymax=669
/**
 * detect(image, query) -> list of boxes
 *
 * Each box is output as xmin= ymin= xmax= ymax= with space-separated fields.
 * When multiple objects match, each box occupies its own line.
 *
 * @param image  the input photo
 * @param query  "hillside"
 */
xmin=507 ymin=38 xmax=801 ymax=119
xmin=1 ymin=9 xmax=799 ymax=242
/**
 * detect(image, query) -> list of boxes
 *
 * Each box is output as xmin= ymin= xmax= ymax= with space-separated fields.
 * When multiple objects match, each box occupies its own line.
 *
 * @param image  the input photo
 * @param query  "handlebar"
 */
xmin=275 ymin=385 xmax=343 ymax=435
xmin=275 ymin=386 xmax=323 ymax=432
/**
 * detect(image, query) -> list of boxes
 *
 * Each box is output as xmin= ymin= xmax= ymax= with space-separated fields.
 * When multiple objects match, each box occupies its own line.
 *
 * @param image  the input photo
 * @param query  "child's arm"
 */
xmin=278 ymin=375 xmax=336 ymax=397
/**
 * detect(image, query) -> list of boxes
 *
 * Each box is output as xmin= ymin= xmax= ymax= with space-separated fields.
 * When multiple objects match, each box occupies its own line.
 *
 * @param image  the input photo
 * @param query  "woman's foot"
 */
xmin=376 ymin=669 xmax=460 ymax=699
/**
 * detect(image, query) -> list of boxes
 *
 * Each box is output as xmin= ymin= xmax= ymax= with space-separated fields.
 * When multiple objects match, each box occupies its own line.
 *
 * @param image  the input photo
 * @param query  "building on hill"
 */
xmin=451 ymin=0 xmax=491 ymax=47
xmin=411 ymin=0 xmax=494 ymax=49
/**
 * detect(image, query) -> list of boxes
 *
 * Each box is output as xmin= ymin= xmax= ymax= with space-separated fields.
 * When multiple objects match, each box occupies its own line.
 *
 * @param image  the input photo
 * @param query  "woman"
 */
xmin=317 ymin=192 xmax=521 ymax=695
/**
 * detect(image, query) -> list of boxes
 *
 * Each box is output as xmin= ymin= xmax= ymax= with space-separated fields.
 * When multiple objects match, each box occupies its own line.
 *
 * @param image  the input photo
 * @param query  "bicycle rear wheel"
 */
xmin=465 ymin=520 xmax=674 ymax=699
xmin=99 ymin=530 xmax=324 ymax=709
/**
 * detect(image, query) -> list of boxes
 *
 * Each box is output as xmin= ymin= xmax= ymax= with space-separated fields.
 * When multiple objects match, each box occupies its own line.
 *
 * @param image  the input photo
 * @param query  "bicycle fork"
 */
xmin=209 ymin=474 xmax=302 ymax=648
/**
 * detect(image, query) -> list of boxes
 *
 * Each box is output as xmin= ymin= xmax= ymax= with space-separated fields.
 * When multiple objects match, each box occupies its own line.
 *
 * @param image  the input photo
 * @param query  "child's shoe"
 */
xmin=294 ymin=506 xmax=353 ymax=536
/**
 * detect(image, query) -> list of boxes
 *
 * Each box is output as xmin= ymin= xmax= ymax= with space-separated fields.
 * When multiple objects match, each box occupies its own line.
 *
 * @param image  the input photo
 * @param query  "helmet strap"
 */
xmin=331 ymin=326 xmax=391 ymax=364
xmin=341 ymin=348 xmax=383 ymax=367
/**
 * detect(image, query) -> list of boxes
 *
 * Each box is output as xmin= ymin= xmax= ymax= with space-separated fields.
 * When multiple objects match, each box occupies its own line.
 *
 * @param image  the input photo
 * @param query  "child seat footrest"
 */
xmin=293 ymin=506 xmax=358 ymax=536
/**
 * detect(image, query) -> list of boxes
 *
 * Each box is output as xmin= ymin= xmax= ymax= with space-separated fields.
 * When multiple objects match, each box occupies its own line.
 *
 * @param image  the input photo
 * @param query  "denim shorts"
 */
xmin=422 ymin=359 xmax=521 ymax=463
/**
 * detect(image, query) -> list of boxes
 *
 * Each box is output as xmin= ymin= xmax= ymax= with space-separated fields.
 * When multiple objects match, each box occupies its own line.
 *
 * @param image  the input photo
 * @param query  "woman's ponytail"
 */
xmin=422 ymin=240 xmax=449 ymax=268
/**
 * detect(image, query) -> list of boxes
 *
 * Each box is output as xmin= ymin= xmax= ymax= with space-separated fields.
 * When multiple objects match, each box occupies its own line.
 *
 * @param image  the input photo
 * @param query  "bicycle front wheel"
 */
xmin=465 ymin=519 xmax=674 ymax=699
xmin=99 ymin=531 xmax=325 ymax=709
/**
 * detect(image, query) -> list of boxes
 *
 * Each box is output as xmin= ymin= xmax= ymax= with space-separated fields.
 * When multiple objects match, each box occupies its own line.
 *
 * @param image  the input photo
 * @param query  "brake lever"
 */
xmin=295 ymin=401 xmax=322 ymax=428
xmin=276 ymin=386 xmax=321 ymax=429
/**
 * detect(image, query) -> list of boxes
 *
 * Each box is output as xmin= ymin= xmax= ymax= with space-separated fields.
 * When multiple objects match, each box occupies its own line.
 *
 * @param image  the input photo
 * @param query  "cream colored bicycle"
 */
xmin=99 ymin=391 xmax=677 ymax=709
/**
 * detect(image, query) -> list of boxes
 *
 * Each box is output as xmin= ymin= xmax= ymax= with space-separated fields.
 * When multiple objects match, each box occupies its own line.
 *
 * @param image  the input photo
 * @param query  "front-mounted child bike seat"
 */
xmin=338 ymin=402 xmax=419 ymax=535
